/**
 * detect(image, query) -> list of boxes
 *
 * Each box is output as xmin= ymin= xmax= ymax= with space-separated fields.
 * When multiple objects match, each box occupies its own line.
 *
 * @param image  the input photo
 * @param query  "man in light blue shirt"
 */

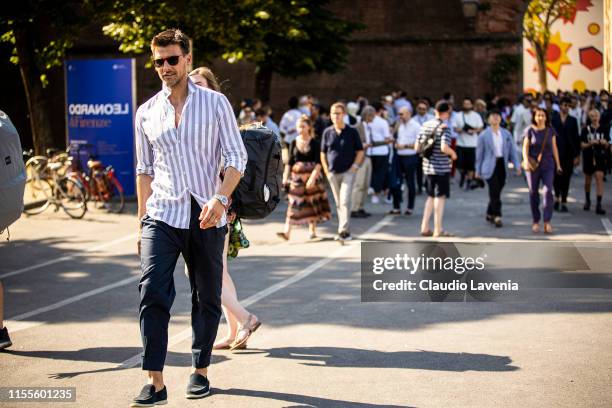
xmin=475 ymin=109 xmax=521 ymax=227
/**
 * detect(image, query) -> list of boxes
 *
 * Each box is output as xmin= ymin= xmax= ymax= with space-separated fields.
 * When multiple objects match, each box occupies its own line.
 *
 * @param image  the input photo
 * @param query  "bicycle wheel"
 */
xmin=101 ymin=177 xmax=125 ymax=213
xmin=57 ymin=177 xmax=87 ymax=219
xmin=25 ymin=156 xmax=49 ymax=180
xmin=23 ymin=177 xmax=53 ymax=215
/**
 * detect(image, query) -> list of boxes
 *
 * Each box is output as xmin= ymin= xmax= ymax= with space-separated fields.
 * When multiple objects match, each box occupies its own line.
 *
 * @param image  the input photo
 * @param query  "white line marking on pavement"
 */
xmin=0 ymin=233 xmax=138 ymax=280
xmin=601 ymin=219 xmax=612 ymax=237
xmin=116 ymin=215 xmax=393 ymax=369
xmin=5 ymin=275 xmax=141 ymax=333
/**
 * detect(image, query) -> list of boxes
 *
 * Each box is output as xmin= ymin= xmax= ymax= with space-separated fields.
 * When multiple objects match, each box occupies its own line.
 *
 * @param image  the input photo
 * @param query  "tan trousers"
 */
xmin=327 ymin=171 xmax=356 ymax=234
xmin=351 ymin=157 xmax=372 ymax=212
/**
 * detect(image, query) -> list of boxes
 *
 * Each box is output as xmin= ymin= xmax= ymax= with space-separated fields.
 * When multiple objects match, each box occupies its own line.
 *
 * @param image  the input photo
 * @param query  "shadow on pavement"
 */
xmin=213 ymin=387 xmax=412 ymax=407
xmin=245 ymin=346 xmax=519 ymax=372
xmin=3 ymin=347 xmax=229 ymax=379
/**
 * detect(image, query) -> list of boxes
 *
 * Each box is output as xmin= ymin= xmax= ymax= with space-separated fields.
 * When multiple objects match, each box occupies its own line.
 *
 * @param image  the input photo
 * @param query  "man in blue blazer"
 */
xmin=475 ymin=110 xmax=521 ymax=227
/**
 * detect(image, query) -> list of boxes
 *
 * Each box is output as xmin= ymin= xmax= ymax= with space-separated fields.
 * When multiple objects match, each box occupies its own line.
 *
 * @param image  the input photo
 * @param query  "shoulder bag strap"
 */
xmin=536 ymin=128 xmax=549 ymax=163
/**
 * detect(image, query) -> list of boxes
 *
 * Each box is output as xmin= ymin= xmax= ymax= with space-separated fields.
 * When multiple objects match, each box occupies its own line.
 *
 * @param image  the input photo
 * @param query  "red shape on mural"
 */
xmin=579 ymin=47 xmax=603 ymax=70
xmin=562 ymin=0 xmax=593 ymax=24
xmin=546 ymin=44 xmax=561 ymax=61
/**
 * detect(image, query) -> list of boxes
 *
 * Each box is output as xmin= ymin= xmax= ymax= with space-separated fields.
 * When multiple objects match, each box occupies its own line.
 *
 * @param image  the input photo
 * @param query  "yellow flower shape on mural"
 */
xmin=528 ymin=31 xmax=572 ymax=80
xmin=544 ymin=31 xmax=572 ymax=79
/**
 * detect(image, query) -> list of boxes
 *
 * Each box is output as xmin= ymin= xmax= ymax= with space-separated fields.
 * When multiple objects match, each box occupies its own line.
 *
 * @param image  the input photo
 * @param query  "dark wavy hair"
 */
xmin=151 ymin=29 xmax=190 ymax=55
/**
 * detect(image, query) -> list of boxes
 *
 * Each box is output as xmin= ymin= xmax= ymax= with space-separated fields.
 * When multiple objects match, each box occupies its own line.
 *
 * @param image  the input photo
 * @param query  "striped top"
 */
xmin=419 ymin=119 xmax=452 ymax=175
xmin=135 ymin=79 xmax=248 ymax=229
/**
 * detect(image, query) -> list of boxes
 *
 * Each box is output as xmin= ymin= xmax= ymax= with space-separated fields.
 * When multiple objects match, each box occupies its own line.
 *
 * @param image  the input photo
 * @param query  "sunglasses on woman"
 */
xmin=153 ymin=55 xmax=182 ymax=68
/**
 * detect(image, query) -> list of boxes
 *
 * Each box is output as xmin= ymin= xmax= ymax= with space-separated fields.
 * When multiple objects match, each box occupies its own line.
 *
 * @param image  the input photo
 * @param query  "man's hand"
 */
xmin=199 ymin=198 xmax=225 ymax=229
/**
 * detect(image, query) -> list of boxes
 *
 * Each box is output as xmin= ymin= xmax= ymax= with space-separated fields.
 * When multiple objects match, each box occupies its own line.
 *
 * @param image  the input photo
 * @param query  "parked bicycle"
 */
xmin=23 ymin=151 xmax=87 ymax=219
xmin=65 ymin=143 xmax=125 ymax=213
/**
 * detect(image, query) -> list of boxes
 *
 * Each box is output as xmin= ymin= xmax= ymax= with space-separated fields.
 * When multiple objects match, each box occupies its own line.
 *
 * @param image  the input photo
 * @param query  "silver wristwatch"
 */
xmin=213 ymin=193 xmax=229 ymax=207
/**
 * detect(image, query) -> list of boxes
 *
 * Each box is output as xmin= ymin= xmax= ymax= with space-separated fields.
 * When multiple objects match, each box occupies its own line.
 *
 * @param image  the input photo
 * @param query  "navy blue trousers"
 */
xmin=139 ymin=197 xmax=226 ymax=371
xmin=392 ymin=155 xmax=418 ymax=210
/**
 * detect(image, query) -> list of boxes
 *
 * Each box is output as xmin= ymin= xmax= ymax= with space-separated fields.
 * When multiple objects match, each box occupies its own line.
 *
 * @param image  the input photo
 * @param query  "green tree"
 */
xmin=523 ymin=0 xmax=576 ymax=92
xmin=103 ymin=0 xmax=363 ymax=102
xmin=228 ymin=0 xmax=364 ymax=102
xmin=1 ymin=2 xmax=92 ymax=153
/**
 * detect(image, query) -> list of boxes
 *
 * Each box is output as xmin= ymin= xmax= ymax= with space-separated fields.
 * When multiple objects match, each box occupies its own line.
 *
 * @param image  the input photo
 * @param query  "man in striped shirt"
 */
xmin=415 ymin=101 xmax=457 ymax=238
xmin=131 ymin=29 xmax=247 ymax=407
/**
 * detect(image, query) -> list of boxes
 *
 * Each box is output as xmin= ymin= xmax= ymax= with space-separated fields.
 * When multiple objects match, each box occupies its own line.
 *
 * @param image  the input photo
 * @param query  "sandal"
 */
xmin=532 ymin=223 xmax=540 ymax=233
xmin=230 ymin=314 xmax=261 ymax=351
xmin=544 ymin=223 xmax=553 ymax=234
xmin=433 ymin=230 xmax=454 ymax=238
xmin=420 ymin=230 xmax=433 ymax=237
xmin=276 ymin=232 xmax=289 ymax=241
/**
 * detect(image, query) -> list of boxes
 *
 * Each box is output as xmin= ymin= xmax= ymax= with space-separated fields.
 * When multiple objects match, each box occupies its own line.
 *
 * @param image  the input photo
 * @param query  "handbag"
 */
xmin=523 ymin=128 xmax=549 ymax=172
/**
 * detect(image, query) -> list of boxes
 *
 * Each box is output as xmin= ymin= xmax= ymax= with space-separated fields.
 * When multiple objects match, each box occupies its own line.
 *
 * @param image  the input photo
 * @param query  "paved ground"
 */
xmin=1 ymin=174 xmax=612 ymax=407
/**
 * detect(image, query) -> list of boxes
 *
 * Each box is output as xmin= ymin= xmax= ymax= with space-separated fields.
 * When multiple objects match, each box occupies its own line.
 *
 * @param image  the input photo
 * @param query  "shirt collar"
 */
xmin=161 ymin=78 xmax=196 ymax=99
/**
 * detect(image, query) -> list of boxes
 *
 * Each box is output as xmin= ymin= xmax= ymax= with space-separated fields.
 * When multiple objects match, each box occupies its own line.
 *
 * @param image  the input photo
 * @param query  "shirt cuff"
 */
xmin=136 ymin=165 xmax=155 ymax=176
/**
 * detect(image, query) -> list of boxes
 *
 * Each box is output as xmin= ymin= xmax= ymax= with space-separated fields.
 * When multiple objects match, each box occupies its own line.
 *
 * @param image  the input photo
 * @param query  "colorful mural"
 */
xmin=523 ymin=0 xmax=605 ymax=91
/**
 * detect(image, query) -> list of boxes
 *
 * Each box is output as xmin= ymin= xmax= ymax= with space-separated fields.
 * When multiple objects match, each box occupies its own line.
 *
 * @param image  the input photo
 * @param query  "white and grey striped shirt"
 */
xmin=135 ymin=79 xmax=247 ymax=229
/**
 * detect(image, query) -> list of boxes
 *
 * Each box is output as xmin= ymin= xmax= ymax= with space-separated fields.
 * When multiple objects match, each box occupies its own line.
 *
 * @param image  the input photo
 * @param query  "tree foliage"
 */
xmin=523 ymin=0 xmax=576 ymax=92
xmin=0 ymin=2 xmax=95 ymax=152
xmin=0 ymin=0 xmax=362 ymax=151
xmin=102 ymin=0 xmax=363 ymax=100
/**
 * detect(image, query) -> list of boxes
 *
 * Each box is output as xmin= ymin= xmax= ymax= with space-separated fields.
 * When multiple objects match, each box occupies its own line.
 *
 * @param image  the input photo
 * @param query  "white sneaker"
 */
xmin=367 ymin=187 xmax=374 ymax=195
xmin=384 ymin=196 xmax=392 ymax=204
xmin=371 ymin=195 xmax=380 ymax=204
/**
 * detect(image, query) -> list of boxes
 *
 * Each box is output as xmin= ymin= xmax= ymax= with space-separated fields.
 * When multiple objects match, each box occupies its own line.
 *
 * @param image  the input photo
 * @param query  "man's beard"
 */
xmin=162 ymin=72 xmax=184 ymax=88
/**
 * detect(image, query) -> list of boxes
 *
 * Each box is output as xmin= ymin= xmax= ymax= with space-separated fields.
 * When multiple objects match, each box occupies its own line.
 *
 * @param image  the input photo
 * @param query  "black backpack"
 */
xmin=416 ymin=120 xmax=444 ymax=159
xmin=233 ymin=123 xmax=283 ymax=219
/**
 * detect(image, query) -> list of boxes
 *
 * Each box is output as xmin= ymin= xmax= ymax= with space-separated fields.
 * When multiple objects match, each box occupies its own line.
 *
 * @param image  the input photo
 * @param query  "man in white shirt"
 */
xmin=351 ymin=106 xmax=375 ymax=218
xmin=368 ymin=102 xmax=394 ymax=203
xmin=391 ymin=107 xmax=420 ymax=214
xmin=510 ymin=94 xmax=533 ymax=157
xmin=280 ymin=96 xmax=303 ymax=145
xmin=132 ymin=29 xmax=247 ymax=406
xmin=453 ymin=97 xmax=484 ymax=190
xmin=569 ymin=95 xmax=583 ymax=123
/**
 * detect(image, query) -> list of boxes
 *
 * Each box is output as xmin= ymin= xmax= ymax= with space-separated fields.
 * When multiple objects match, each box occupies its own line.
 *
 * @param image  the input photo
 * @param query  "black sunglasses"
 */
xmin=153 ymin=55 xmax=182 ymax=68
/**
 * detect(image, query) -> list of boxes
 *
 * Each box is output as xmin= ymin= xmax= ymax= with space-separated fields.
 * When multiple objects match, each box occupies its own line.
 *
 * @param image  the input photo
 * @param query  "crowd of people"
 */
xmin=236 ymin=88 xmax=611 ymax=238
xmin=2 ymin=27 xmax=610 ymax=408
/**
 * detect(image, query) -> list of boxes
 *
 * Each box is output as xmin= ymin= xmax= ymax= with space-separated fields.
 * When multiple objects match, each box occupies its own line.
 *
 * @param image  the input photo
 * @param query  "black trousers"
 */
xmin=486 ymin=158 xmax=506 ymax=217
xmin=139 ymin=197 xmax=226 ymax=371
xmin=417 ymin=156 xmax=424 ymax=192
xmin=370 ymin=154 xmax=390 ymax=193
xmin=553 ymin=157 xmax=574 ymax=202
xmin=392 ymin=155 xmax=418 ymax=210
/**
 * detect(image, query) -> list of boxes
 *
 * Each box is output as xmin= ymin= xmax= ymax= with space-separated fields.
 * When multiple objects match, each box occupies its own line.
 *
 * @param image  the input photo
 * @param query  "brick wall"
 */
xmin=209 ymin=0 xmax=529 ymax=116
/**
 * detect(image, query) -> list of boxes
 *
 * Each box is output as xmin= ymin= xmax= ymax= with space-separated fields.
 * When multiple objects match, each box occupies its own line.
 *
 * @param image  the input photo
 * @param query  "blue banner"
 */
xmin=65 ymin=59 xmax=136 ymax=196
